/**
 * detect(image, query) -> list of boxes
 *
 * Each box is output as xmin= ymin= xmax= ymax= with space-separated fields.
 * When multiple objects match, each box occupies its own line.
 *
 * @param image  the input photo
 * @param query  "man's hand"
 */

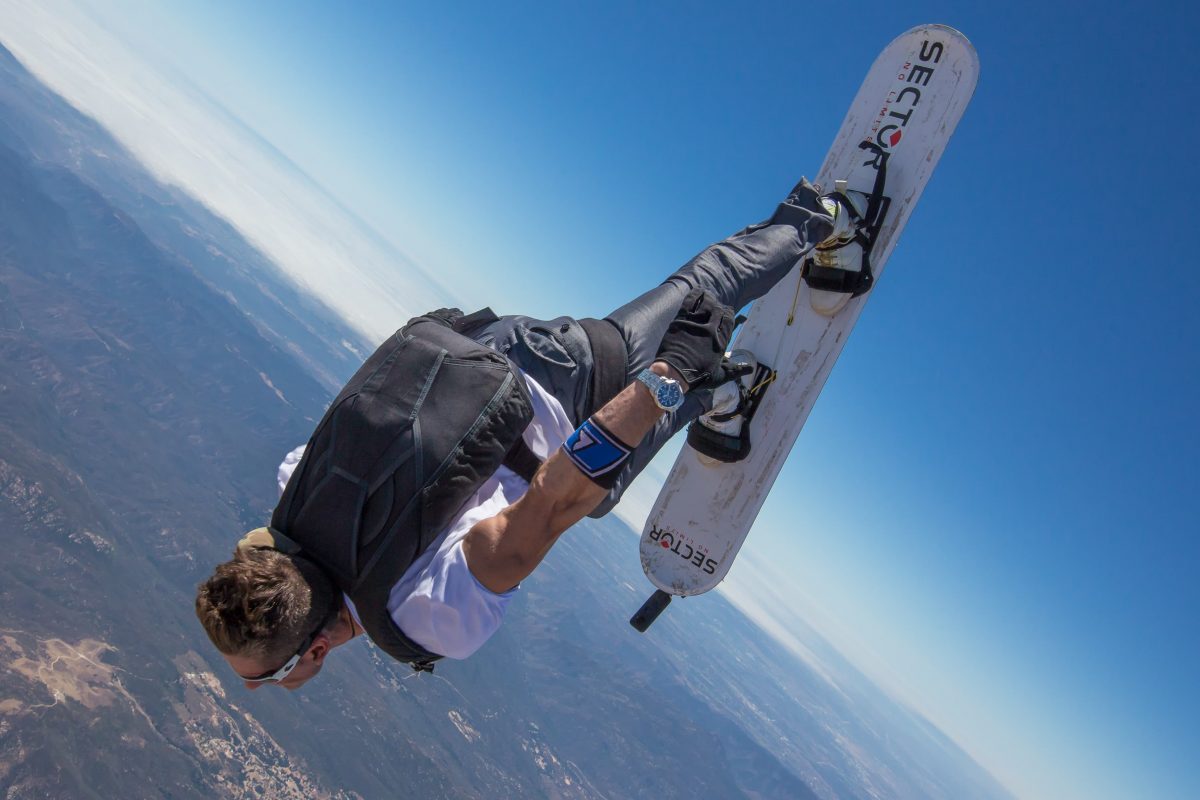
xmin=654 ymin=288 xmax=736 ymax=391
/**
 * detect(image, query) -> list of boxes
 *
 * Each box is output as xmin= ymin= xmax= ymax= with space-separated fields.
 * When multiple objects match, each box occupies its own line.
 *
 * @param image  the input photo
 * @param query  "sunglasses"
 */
xmin=239 ymin=610 xmax=338 ymax=684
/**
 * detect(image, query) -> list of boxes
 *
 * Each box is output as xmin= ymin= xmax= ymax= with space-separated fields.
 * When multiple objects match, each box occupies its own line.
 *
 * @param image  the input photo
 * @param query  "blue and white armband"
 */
xmin=562 ymin=417 xmax=633 ymax=489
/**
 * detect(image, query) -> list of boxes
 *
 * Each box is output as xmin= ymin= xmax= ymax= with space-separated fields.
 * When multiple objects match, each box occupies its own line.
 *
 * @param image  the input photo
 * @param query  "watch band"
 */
xmin=636 ymin=368 xmax=684 ymax=411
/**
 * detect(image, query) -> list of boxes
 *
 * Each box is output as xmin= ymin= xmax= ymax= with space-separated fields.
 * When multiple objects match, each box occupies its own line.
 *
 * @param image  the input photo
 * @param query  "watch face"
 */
xmin=657 ymin=381 xmax=684 ymax=409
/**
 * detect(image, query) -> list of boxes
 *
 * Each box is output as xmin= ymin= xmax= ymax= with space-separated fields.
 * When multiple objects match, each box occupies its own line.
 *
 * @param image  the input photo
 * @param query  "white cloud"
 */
xmin=0 ymin=0 xmax=454 ymax=342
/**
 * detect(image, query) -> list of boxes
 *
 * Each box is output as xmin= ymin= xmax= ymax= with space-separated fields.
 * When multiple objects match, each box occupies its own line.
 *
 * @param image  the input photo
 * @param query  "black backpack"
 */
xmin=269 ymin=309 xmax=540 ymax=670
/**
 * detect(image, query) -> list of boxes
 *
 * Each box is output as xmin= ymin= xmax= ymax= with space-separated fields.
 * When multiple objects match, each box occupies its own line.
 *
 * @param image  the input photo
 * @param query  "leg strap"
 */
xmin=580 ymin=317 xmax=628 ymax=416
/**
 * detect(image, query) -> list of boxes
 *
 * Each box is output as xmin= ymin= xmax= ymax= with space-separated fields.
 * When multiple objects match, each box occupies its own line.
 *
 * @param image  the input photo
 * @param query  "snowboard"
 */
xmin=632 ymin=25 xmax=979 ymax=630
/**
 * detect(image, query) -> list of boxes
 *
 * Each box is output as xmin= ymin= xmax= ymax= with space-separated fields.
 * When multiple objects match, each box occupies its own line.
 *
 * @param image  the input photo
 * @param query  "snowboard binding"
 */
xmin=687 ymin=350 xmax=775 ymax=465
xmin=803 ymin=140 xmax=892 ymax=305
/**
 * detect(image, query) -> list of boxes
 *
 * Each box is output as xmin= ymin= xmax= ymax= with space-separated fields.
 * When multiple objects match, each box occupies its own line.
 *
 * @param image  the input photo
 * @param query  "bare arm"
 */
xmin=462 ymin=362 xmax=684 ymax=593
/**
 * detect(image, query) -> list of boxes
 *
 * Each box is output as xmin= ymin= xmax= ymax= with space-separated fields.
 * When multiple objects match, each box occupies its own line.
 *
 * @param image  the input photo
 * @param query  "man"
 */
xmin=195 ymin=180 xmax=843 ymax=690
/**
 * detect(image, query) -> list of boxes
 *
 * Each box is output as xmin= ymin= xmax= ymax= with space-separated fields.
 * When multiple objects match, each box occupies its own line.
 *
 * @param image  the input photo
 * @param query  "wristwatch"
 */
xmin=636 ymin=368 xmax=685 ymax=412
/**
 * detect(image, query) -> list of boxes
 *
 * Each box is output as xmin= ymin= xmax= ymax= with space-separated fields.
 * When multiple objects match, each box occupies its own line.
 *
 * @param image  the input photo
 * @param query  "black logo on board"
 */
xmin=648 ymin=524 xmax=718 ymax=575
xmin=864 ymin=39 xmax=945 ymax=169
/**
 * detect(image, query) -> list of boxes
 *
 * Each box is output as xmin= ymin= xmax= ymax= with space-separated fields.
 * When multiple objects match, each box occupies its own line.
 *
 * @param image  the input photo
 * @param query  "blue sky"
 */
xmin=5 ymin=1 xmax=1198 ymax=798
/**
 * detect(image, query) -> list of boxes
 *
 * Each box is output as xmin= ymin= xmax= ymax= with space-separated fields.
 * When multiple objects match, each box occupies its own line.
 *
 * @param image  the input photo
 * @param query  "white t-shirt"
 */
xmin=277 ymin=372 xmax=573 ymax=659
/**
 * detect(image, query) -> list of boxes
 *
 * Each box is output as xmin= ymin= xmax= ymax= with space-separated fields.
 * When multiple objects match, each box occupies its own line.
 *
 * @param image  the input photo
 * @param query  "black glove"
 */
xmin=655 ymin=288 xmax=737 ymax=391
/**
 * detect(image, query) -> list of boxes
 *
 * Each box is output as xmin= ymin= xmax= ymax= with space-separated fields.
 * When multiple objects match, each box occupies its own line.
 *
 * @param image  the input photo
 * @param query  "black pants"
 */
xmin=476 ymin=180 xmax=833 ymax=517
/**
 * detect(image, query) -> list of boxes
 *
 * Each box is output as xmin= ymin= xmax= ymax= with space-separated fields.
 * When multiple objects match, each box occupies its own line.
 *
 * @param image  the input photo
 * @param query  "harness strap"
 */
xmin=502 ymin=437 xmax=542 ymax=484
xmin=580 ymin=317 xmax=628 ymax=416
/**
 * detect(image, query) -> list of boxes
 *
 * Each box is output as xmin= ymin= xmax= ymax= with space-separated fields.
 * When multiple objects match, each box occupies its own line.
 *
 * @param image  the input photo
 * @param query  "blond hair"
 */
xmin=195 ymin=547 xmax=339 ymax=664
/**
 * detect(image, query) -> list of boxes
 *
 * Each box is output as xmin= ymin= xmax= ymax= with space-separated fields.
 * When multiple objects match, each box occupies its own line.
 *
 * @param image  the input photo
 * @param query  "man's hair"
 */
xmin=195 ymin=548 xmax=341 ymax=664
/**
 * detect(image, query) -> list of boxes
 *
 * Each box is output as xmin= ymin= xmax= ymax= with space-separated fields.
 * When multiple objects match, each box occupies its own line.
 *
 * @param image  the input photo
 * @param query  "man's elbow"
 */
xmin=463 ymin=516 xmax=549 ymax=593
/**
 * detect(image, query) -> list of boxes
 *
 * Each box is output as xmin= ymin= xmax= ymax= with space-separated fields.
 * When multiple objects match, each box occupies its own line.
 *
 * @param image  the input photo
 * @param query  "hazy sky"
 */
xmin=3 ymin=2 xmax=1197 ymax=799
